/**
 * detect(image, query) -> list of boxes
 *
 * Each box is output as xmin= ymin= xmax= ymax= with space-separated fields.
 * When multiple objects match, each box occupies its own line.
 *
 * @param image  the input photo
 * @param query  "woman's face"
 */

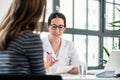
xmin=48 ymin=17 xmax=66 ymax=39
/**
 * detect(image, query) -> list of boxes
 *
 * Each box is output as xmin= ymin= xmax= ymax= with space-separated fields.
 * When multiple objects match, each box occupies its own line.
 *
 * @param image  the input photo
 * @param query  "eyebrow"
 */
xmin=51 ymin=24 xmax=64 ymax=26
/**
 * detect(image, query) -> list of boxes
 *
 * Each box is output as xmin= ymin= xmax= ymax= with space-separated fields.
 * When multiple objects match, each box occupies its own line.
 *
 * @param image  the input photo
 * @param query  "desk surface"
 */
xmin=61 ymin=74 xmax=120 ymax=80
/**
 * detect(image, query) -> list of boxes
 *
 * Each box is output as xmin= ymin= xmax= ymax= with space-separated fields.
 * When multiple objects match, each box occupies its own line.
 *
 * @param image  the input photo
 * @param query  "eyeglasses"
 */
xmin=50 ymin=24 xmax=65 ymax=31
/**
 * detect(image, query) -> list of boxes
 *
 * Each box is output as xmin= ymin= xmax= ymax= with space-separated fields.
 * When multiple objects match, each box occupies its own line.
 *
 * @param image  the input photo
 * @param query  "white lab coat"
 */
xmin=42 ymin=35 xmax=83 ymax=73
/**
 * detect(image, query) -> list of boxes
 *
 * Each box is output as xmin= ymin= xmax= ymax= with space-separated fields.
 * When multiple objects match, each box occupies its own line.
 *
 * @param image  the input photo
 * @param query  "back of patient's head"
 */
xmin=48 ymin=12 xmax=66 ymax=27
xmin=0 ymin=0 xmax=46 ymax=50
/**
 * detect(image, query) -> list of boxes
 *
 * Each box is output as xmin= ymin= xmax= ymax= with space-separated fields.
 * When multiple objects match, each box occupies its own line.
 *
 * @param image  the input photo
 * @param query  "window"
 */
xmin=105 ymin=0 xmax=120 ymax=30
xmin=0 ymin=0 xmax=12 ymax=20
xmin=59 ymin=0 xmax=101 ymax=69
xmin=104 ymin=0 xmax=120 ymax=63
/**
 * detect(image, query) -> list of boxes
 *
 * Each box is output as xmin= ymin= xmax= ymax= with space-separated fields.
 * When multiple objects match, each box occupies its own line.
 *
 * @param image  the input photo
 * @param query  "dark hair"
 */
xmin=48 ymin=12 xmax=66 ymax=27
xmin=0 ymin=0 xmax=46 ymax=50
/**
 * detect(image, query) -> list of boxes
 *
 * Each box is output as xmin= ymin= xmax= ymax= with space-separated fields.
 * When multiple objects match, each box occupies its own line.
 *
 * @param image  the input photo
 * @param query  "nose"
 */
xmin=55 ymin=27 xmax=60 ymax=32
xmin=56 ymin=27 xmax=60 ymax=31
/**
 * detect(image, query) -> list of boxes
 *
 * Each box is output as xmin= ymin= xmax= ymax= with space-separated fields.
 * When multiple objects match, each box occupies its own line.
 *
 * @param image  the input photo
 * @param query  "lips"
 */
xmin=53 ymin=34 xmax=60 ymax=37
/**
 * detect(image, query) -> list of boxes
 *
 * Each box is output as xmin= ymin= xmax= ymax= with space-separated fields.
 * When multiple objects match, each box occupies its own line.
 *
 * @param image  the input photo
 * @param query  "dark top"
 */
xmin=1 ymin=32 xmax=45 ymax=74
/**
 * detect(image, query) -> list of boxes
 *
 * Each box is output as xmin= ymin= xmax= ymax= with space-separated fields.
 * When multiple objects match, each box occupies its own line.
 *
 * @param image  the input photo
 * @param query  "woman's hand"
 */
xmin=67 ymin=66 xmax=79 ymax=74
xmin=44 ymin=53 xmax=58 ymax=69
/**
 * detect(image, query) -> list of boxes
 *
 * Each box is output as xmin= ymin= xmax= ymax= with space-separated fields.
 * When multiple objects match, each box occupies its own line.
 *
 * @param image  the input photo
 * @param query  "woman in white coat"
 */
xmin=42 ymin=12 xmax=85 ymax=74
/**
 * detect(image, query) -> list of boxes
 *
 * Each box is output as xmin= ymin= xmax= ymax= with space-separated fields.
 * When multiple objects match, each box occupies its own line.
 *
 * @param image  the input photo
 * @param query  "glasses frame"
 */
xmin=49 ymin=24 xmax=65 ymax=31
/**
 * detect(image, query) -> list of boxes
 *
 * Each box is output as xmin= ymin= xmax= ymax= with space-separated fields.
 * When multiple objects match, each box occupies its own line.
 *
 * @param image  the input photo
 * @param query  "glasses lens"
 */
xmin=50 ymin=25 xmax=57 ymax=28
xmin=59 ymin=25 xmax=64 ymax=30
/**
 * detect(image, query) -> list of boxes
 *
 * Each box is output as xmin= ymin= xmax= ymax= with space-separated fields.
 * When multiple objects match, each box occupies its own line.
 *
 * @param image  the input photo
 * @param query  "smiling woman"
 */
xmin=42 ymin=12 xmax=85 ymax=74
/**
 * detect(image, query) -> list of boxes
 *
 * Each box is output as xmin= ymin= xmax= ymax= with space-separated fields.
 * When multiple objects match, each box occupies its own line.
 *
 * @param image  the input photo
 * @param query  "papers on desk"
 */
xmin=62 ymin=74 xmax=120 ymax=80
xmin=61 ymin=74 xmax=98 ymax=80
xmin=55 ymin=66 xmax=73 ymax=74
xmin=61 ymin=74 xmax=80 ymax=79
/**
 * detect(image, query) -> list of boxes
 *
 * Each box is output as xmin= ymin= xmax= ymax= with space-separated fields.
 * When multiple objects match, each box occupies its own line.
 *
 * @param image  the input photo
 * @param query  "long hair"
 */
xmin=0 ymin=0 xmax=46 ymax=50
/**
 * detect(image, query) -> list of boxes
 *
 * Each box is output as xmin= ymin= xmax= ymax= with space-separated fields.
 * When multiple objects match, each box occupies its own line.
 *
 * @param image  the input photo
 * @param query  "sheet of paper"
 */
xmin=55 ymin=66 xmax=73 ymax=74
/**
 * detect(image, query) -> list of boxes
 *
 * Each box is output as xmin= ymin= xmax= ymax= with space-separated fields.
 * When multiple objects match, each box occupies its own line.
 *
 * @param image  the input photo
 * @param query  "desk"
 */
xmin=61 ymin=74 xmax=120 ymax=80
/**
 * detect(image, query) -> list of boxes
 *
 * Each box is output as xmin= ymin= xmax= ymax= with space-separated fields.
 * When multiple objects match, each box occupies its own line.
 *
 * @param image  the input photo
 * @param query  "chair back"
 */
xmin=0 ymin=74 xmax=63 ymax=80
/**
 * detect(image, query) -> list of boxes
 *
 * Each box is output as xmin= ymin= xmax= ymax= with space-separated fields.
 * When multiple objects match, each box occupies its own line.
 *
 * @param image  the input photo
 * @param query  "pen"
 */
xmin=47 ymin=52 xmax=56 ymax=61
